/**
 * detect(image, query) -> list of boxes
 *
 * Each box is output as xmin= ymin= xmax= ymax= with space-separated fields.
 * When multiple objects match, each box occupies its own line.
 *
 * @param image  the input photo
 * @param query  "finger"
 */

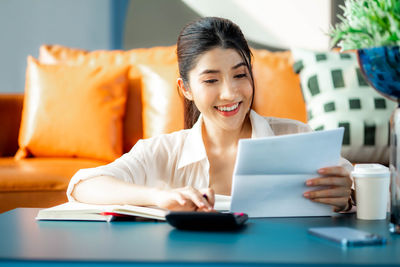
xmin=175 ymin=193 xmax=188 ymax=206
xmin=304 ymin=187 xmax=352 ymax=199
xmin=318 ymin=166 xmax=349 ymax=177
xmin=167 ymin=194 xmax=196 ymax=211
xmin=306 ymin=176 xmax=352 ymax=187
xmin=184 ymin=188 xmax=212 ymax=210
xmin=200 ymin=188 xmax=215 ymax=207
xmin=196 ymin=206 xmax=214 ymax=212
xmin=311 ymin=197 xmax=348 ymax=211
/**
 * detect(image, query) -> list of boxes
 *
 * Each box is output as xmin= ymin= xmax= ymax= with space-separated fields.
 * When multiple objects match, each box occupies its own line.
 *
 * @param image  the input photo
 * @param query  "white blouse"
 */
xmin=66 ymin=110 xmax=352 ymax=201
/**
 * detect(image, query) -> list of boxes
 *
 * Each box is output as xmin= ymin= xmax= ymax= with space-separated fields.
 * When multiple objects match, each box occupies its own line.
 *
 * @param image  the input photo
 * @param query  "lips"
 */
xmin=214 ymin=102 xmax=242 ymax=116
xmin=215 ymin=102 xmax=239 ymax=112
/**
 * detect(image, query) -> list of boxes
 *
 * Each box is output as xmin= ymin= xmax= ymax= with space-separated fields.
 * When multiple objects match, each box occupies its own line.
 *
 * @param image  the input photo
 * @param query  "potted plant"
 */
xmin=330 ymin=0 xmax=400 ymax=234
xmin=331 ymin=0 xmax=400 ymax=50
xmin=330 ymin=0 xmax=400 ymax=99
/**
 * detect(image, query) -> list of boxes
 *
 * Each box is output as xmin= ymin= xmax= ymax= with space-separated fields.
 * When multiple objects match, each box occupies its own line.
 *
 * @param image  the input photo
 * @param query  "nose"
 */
xmin=220 ymin=79 xmax=237 ymax=100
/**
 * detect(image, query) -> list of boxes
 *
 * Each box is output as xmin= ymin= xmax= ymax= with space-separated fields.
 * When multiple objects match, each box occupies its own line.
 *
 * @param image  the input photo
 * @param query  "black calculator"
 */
xmin=166 ymin=211 xmax=248 ymax=231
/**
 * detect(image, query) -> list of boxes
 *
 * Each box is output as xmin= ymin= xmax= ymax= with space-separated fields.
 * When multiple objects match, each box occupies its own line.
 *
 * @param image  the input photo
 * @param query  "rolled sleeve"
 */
xmin=66 ymin=140 xmax=147 ymax=202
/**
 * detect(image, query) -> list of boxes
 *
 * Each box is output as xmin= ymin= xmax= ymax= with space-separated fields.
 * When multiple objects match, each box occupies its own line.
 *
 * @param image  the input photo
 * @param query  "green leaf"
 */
xmin=329 ymin=0 xmax=400 ymax=49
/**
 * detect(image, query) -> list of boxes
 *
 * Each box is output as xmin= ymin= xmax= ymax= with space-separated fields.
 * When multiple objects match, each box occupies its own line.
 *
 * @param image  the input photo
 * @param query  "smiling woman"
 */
xmin=175 ymin=17 xmax=255 ymax=130
xmin=67 ymin=17 xmax=354 ymax=213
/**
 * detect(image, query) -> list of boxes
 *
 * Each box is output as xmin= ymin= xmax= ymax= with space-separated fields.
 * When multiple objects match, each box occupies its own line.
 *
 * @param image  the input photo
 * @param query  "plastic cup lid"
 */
xmin=351 ymin=164 xmax=390 ymax=178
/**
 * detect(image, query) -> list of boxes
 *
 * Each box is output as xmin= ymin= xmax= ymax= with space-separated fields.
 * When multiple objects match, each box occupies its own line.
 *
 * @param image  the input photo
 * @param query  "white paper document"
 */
xmin=230 ymin=128 xmax=344 ymax=218
xmin=214 ymin=194 xmax=231 ymax=212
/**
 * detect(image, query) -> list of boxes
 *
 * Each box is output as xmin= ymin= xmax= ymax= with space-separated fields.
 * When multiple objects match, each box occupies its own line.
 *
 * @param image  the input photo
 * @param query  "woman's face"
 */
xmin=184 ymin=47 xmax=253 ymax=132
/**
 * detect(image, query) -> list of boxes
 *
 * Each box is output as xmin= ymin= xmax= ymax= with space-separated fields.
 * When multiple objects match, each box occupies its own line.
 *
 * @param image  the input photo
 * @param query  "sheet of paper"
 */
xmin=234 ymin=128 xmax=344 ymax=175
xmin=214 ymin=194 xmax=231 ymax=212
xmin=230 ymin=128 xmax=344 ymax=217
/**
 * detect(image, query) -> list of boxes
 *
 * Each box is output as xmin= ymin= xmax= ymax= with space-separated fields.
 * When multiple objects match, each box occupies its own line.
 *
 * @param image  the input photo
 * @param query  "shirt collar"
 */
xmin=177 ymin=110 xmax=275 ymax=169
xmin=249 ymin=109 xmax=275 ymax=138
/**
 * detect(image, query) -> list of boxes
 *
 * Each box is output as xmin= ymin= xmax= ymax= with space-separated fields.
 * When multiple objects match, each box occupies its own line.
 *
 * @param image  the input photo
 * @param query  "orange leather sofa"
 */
xmin=0 ymin=45 xmax=306 ymax=213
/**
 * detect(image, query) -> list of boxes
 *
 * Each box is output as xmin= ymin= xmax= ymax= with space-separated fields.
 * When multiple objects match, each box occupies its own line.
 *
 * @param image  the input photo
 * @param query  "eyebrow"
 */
xmin=199 ymin=62 xmax=246 ymax=75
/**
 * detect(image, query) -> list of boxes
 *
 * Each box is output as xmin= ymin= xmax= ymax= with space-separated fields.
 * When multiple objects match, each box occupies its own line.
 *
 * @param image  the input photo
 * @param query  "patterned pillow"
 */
xmin=291 ymin=48 xmax=397 ymax=164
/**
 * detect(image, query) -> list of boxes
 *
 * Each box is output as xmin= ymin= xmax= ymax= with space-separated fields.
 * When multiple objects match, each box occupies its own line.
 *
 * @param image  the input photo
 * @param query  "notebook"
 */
xmin=36 ymin=202 xmax=168 ymax=222
xmin=36 ymin=194 xmax=232 ymax=222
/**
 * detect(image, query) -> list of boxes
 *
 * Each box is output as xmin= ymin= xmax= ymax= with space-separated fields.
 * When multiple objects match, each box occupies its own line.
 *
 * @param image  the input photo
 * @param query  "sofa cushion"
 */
xmin=0 ymin=157 xmax=107 ymax=191
xmin=16 ymin=57 xmax=129 ymax=161
xmin=252 ymin=49 xmax=306 ymax=122
xmin=291 ymin=48 xmax=397 ymax=164
xmin=39 ymin=45 xmax=183 ymax=144
xmin=0 ymin=157 xmax=107 ymax=213
xmin=128 ymin=46 xmax=183 ymax=138
xmin=39 ymin=45 xmax=144 ymax=152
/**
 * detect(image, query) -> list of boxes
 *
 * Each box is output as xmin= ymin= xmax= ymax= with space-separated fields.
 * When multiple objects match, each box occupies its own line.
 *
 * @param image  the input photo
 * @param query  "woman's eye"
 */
xmin=204 ymin=79 xmax=218 ymax=84
xmin=234 ymin=73 xmax=247 ymax=79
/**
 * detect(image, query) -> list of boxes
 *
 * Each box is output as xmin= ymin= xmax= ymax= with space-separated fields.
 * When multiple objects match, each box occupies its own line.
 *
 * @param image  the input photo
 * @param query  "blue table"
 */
xmin=0 ymin=208 xmax=399 ymax=266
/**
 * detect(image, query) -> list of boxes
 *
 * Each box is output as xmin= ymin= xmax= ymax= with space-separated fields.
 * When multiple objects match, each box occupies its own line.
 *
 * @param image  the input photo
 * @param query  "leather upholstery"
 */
xmin=0 ymin=157 xmax=107 ymax=213
xmin=39 ymin=45 xmax=145 ymax=153
xmin=129 ymin=46 xmax=184 ymax=138
xmin=0 ymin=94 xmax=23 ymax=157
xmin=16 ymin=57 xmax=129 ymax=161
xmin=252 ymin=49 xmax=307 ymax=122
xmin=39 ymin=45 xmax=182 ymax=143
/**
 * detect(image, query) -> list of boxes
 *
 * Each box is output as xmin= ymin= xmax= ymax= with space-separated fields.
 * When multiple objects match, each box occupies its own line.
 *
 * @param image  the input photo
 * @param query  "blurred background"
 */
xmin=0 ymin=0 xmax=344 ymax=93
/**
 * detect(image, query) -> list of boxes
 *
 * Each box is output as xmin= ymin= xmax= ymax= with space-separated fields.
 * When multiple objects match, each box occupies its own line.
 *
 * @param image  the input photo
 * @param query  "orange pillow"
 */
xmin=252 ymin=49 xmax=306 ymax=123
xmin=16 ymin=56 xmax=129 ymax=161
xmin=39 ymin=45 xmax=144 ymax=153
xmin=39 ymin=45 xmax=183 ymax=143
xmin=127 ymin=46 xmax=183 ymax=138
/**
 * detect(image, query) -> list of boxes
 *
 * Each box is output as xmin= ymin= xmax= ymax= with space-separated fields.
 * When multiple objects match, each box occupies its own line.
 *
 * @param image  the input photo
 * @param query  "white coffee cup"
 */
xmin=352 ymin=164 xmax=390 ymax=220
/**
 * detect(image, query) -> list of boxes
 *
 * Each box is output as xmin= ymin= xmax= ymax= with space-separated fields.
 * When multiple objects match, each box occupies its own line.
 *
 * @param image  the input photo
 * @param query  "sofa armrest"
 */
xmin=0 ymin=94 xmax=23 ymax=157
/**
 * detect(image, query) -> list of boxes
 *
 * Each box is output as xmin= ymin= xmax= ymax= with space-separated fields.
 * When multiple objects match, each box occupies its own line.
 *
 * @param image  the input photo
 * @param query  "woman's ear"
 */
xmin=177 ymin=78 xmax=193 ymax=101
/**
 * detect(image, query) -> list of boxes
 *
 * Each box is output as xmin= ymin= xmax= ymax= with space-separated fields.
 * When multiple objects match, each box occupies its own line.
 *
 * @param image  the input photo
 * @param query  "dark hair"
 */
xmin=177 ymin=17 xmax=255 ymax=129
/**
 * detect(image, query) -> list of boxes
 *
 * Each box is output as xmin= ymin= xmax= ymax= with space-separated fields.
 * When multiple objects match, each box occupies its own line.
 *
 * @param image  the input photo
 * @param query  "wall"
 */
xmin=182 ymin=0 xmax=333 ymax=51
xmin=123 ymin=0 xmax=278 ymax=50
xmin=1 ymin=0 xmax=344 ymax=93
xmin=123 ymin=0 xmax=346 ymax=51
xmin=123 ymin=0 xmax=200 ymax=49
xmin=0 ymin=0 xmax=111 ymax=93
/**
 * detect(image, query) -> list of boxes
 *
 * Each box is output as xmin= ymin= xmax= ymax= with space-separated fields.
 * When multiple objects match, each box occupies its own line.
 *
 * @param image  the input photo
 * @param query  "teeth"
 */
xmin=217 ymin=103 xmax=239 ymax=112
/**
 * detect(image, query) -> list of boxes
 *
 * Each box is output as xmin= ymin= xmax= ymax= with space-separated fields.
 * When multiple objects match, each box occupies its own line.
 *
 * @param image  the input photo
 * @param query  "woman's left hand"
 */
xmin=304 ymin=166 xmax=353 ymax=212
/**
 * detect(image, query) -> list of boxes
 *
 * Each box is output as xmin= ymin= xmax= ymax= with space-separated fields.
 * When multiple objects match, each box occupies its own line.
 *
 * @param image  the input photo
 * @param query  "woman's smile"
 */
xmin=214 ymin=102 xmax=242 ymax=116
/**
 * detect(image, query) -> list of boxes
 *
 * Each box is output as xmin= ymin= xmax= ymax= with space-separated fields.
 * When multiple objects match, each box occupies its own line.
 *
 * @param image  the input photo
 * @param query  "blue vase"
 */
xmin=357 ymin=46 xmax=400 ymax=100
xmin=357 ymin=46 xmax=400 ymax=234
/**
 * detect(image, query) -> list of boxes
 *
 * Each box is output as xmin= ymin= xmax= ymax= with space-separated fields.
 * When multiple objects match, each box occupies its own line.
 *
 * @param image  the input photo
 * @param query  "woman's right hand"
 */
xmin=154 ymin=186 xmax=215 ymax=211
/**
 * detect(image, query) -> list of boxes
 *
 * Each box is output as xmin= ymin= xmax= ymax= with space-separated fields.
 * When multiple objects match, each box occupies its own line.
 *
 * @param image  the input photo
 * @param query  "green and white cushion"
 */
xmin=291 ymin=48 xmax=397 ymax=164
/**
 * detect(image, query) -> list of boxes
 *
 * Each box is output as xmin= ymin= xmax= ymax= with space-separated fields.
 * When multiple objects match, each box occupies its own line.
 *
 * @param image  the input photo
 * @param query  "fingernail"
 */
xmin=306 ymin=180 xmax=312 ymax=186
xmin=318 ymin=168 xmax=326 ymax=174
xmin=303 ymin=192 xmax=310 ymax=198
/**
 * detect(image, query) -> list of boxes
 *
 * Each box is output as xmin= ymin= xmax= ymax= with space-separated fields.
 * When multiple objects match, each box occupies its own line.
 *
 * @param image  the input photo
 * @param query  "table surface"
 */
xmin=0 ymin=208 xmax=399 ymax=266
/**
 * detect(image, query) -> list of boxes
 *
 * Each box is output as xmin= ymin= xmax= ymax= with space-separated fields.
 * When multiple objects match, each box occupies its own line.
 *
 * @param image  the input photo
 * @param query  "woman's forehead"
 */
xmin=192 ymin=48 xmax=245 ymax=73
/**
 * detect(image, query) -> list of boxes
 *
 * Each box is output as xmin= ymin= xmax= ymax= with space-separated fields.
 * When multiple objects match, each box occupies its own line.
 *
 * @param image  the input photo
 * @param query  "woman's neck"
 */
xmin=202 ymin=114 xmax=252 ymax=150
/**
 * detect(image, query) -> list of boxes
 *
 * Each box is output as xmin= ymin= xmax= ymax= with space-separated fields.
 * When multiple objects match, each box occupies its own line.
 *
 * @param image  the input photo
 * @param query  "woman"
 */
xmin=68 ymin=17 xmax=353 ymax=212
